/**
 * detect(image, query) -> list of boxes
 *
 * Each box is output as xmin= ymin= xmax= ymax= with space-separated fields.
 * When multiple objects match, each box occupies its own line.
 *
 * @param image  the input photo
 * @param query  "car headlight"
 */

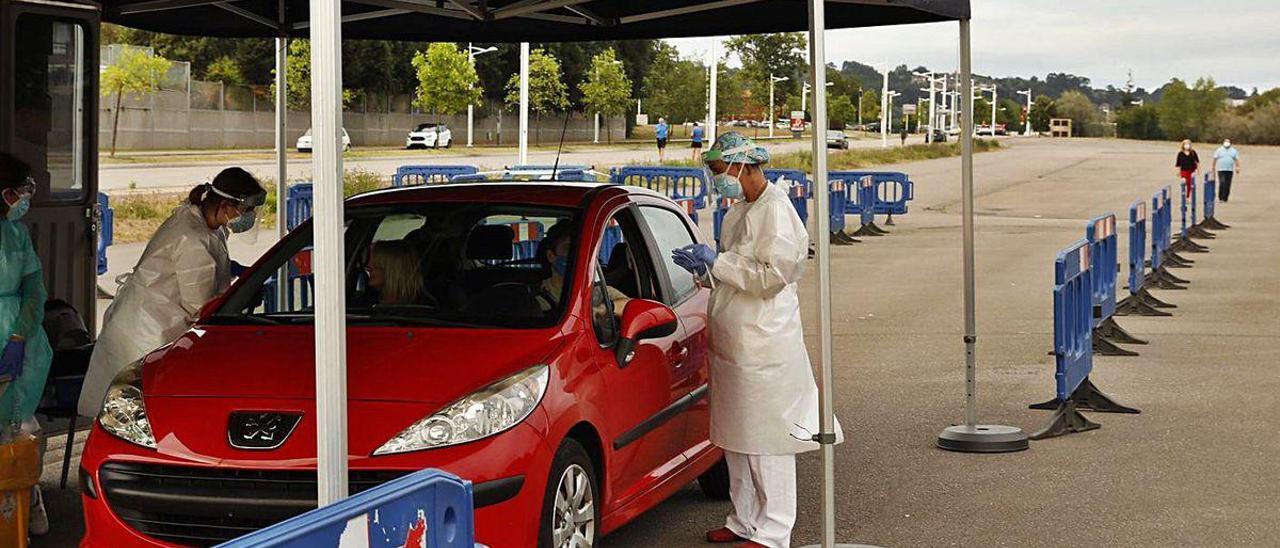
xmin=98 ymin=361 xmax=157 ymax=449
xmin=373 ymin=365 xmax=549 ymax=456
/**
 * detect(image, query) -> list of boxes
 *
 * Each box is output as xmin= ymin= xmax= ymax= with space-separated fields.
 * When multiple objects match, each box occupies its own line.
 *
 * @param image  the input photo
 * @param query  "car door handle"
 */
xmin=670 ymin=345 xmax=689 ymax=366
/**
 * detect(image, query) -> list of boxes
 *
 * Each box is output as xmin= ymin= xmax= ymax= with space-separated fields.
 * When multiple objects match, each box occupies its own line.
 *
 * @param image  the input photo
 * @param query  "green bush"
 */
xmin=1116 ymin=105 xmax=1164 ymax=140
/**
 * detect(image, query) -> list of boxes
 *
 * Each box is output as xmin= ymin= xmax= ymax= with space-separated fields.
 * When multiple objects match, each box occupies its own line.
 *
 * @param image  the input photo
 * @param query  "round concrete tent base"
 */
xmin=936 ymin=424 xmax=1030 ymax=453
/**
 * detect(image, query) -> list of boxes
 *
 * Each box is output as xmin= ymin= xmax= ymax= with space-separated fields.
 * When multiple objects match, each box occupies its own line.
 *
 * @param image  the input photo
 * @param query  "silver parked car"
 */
xmin=826 ymin=130 xmax=849 ymax=150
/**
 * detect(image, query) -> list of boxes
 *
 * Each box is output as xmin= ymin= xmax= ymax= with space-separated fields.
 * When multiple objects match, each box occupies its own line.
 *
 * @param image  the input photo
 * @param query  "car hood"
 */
xmin=142 ymin=325 xmax=566 ymax=404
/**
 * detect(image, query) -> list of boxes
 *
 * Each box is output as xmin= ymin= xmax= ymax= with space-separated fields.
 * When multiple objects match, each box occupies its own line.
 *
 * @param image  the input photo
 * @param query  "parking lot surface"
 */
xmin=37 ymin=138 xmax=1280 ymax=547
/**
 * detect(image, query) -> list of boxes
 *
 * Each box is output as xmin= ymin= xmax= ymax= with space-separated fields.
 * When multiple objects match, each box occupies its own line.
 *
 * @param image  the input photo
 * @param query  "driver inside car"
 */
xmin=361 ymin=240 xmax=424 ymax=306
xmin=536 ymin=222 xmax=628 ymax=315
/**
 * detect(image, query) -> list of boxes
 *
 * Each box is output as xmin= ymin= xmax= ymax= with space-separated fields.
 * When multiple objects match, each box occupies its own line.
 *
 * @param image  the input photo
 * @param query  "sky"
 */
xmin=667 ymin=0 xmax=1280 ymax=92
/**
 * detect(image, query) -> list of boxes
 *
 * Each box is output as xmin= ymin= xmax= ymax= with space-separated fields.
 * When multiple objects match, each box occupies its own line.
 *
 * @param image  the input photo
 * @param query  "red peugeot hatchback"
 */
xmin=79 ymin=182 xmax=729 ymax=547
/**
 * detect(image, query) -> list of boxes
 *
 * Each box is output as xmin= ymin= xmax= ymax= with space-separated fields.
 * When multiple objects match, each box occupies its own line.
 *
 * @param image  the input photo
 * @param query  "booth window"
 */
xmin=14 ymin=15 xmax=88 ymax=200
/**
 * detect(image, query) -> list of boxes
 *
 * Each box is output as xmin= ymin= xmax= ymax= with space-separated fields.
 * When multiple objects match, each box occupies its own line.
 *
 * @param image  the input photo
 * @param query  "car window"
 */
xmin=216 ymin=203 xmax=579 ymax=329
xmin=637 ymin=206 xmax=698 ymax=303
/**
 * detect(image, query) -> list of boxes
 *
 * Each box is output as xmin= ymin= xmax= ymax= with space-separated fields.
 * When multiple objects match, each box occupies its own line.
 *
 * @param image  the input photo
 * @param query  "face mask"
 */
xmin=1183 ymin=144 xmax=1191 ymax=151
xmin=713 ymin=164 xmax=745 ymax=200
xmin=5 ymin=195 xmax=30 ymax=221
xmin=228 ymin=208 xmax=257 ymax=233
xmin=1223 ymin=141 xmax=1231 ymax=148
xmin=552 ymin=255 xmax=569 ymax=276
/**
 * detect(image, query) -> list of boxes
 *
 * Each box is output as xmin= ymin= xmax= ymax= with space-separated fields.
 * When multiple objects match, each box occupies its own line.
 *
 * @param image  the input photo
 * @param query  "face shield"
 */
xmin=210 ymin=184 xmax=267 ymax=243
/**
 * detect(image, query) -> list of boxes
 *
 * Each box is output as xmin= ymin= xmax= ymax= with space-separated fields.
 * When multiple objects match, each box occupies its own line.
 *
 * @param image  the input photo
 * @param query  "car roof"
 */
xmin=347 ymin=182 xmax=664 ymax=209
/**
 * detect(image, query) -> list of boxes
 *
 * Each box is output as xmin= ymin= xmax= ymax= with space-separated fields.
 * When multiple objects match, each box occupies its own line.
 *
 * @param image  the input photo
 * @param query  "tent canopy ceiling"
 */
xmin=100 ymin=0 xmax=968 ymax=41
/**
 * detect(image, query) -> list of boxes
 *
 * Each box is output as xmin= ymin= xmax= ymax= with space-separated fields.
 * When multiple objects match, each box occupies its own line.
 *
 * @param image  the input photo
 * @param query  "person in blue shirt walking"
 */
xmin=690 ymin=122 xmax=705 ymax=162
xmin=655 ymin=117 xmax=669 ymax=162
xmin=1212 ymin=138 xmax=1241 ymax=202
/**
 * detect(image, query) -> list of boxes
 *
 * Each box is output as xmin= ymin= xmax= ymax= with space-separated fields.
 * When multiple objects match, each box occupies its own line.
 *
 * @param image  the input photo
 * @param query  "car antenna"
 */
xmin=550 ymin=109 xmax=572 ymax=180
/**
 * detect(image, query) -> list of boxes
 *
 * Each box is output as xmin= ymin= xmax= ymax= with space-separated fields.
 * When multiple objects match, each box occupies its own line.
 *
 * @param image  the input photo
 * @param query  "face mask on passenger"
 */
xmin=552 ymin=255 xmax=569 ymax=276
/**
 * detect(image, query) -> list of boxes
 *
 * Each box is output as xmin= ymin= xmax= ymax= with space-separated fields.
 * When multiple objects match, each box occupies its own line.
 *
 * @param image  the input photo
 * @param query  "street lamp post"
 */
xmin=977 ymin=84 xmax=995 ymax=134
xmin=886 ymin=90 xmax=900 ymax=141
xmin=1017 ymin=89 xmax=1032 ymax=135
xmin=801 ymin=81 xmax=833 ymax=115
xmin=466 ymin=43 xmax=497 ymax=147
xmin=769 ymin=74 xmax=789 ymax=138
xmin=914 ymin=70 xmax=939 ymax=143
xmin=880 ymin=64 xmax=890 ymax=148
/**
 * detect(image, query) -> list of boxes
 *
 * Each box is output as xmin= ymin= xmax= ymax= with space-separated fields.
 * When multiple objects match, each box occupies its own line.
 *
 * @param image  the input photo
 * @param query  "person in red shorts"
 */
xmin=1175 ymin=139 xmax=1199 ymax=198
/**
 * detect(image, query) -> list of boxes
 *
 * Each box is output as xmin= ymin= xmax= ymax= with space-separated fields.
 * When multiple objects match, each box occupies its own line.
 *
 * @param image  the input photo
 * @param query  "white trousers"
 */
xmin=724 ymin=451 xmax=797 ymax=548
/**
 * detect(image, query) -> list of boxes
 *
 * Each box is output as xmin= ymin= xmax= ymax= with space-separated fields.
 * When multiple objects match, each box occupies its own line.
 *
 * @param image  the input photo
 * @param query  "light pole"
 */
xmin=914 ymin=70 xmax=940 ymax=143
xmin=466 ymin=43 xmax=497 ymax=147
xmin=1017 ymin=88 xmax=1032 ymax=135
xmin=769 ymin=74 xmax=789 ymax=138
xmin=856 ymin=85 xmax=863 ymax=132
xmin=518 ymin=42 xmax=529 ymax=165
xmin=977 ymin=84 xmax=995 ymax=134
xmin=707 ymin=38 xmax=718 ymax=144
xmin=593 ymin=59 xmax=623 ymax=144
xmin=886 ymin=90 xmax=900 ymax=140
xmin=880 ymin=64 xmax=890 ymax=147
xmin=802 ymin=81 xmax=833 ymax=114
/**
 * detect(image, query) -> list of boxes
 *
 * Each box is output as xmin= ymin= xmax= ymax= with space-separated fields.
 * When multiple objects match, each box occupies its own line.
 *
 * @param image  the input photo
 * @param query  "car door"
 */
xmin=634 ymin=203 xmax=712 ymax=454
xmin=590 ymin=204 xmax=689 ymax=505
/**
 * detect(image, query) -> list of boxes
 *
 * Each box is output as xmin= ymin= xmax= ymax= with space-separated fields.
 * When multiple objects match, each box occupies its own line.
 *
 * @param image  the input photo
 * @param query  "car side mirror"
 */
xmin=615 ymin=299 xmax=678 ymax=368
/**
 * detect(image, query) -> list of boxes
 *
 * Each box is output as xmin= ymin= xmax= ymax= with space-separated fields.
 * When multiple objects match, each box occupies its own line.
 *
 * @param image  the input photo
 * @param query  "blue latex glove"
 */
xmin=0 ymin=339 xmax=25 ymax=380
xmin=683 ymin=244 xmax=717 ymax=269
xmin=671 ymin=248 xmax=705 ymax=275
xmin=230 ymin=261 xmax=248 ymax=277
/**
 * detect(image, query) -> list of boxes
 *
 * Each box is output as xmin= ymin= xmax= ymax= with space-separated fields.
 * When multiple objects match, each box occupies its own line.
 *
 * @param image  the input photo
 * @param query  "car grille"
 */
xmin=99 ymin=462 xmax=408 ymax=546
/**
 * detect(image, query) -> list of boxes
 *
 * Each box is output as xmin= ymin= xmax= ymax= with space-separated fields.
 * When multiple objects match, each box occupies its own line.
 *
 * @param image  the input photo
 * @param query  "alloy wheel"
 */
xmin=551 ymin=463 xmax=595 ymax=548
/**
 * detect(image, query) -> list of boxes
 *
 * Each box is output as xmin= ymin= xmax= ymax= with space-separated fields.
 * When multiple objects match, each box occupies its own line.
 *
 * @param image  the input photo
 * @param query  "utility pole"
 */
xmin=856 ymin=85 xmax=863 ymax=132
xmin=881 ymin=64 xmax=890 ymax=148
xmin=769 ymin=74 xmax=789 ymax=138
xmin=886 ymin=90 xmax=901 ymax=139
xmin=467 ymin=43 xmax=497 ymax=147
xmin=1017 ymin=89 xmax=1032 ymax=135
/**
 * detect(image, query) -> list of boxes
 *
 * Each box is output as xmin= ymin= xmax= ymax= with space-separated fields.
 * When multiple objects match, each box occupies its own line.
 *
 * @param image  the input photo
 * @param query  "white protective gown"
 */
xmin=707 ymin=182 xmax=842 ymax=455
xmin=79 ymin=204 xmax=231 ymax=416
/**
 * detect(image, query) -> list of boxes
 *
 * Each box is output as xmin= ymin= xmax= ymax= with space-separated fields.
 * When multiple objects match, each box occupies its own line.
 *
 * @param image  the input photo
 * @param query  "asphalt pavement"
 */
xmin=34 ymin=137 xmax=1280 ymax=547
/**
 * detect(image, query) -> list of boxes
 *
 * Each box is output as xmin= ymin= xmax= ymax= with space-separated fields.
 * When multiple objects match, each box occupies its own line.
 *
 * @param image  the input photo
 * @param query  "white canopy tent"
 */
xmin=97 ymin=1 xmax=1017 ymax=546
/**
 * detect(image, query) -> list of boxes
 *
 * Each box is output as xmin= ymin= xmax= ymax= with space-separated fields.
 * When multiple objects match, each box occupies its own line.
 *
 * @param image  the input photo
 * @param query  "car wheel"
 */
xmin=444 ymin=138 xmax=451 ymax=149
xmin=697 ymin=457 xmax=731 ymax=500
xmin=539 ymin=439 xmax=598 ymax=548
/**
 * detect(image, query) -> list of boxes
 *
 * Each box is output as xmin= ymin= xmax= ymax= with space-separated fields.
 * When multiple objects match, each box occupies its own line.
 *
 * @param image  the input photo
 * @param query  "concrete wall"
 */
xmin=98 ymin=93 xmax=625 ymax=150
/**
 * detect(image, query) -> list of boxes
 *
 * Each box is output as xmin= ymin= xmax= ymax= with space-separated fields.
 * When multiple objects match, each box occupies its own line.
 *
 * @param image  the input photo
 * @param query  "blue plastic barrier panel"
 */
xmin=674 ymin=197 xmax=699 ymax=224
xmin=827 ymin=179 xmax=847 ymax=233
xmin=1128 ymin=200 xmax=1147 ymax=295
xmin=1085 ymin=213 xmax=1118 ymax=326
xmin=1203 ymin=174 xmax=1216 ymax=220
xmin=712 ymin=196 xmax=741 ymax=247
xmin=394 ymin=165 xmax=480 ymax=187
xmin=1150 ymin=190 xmax=1163 ymax=269
xmin=97 ymin=192 xmax=114 ymax=276
xmin=612 ymin=166 xmax=709 ymax=208
xmin=1054 ymin=239 xmax=1094 ymax=401
xmin=287 ymin=183 xmax=315 ymax=231
xmin=216 ymin=469 xmax=474 ymax=548
xmin=600 ymin=222 xmax=624 ymax=263
xmin=858 ymin=176 xmax=875 ymax=227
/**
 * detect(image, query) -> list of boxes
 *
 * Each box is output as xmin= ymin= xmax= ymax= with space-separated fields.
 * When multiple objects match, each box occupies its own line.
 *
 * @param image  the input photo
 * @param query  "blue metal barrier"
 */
xmin=1053 ymin=239 xmax=1094 ymax=405
xmin=97 ymin=192 xmax=113 ymax=276
xmin=264 ymin=183 xmax=316 ymax=312
xmin=504 ymin=220 xmax=545 ymax=262
xmin=216 ymin=469 xmax=475 ymax=548
xmin=1085 ymin=213 xmax=1118 ymax=326
xmin=712 ymin=196 xmax=741 ymax=249
xmin=599 ymin=222 xmax=624 ymax=263
xmin=610 ymin=166 xmax=710 ymax=209
xmin=1151 ymin=189 xmax=1164 ymax=271
xmin=764 ymin=169 xmax=811 ymax=226
xmin=830 ymin=171 xmax=914 ymax=216
xmin=828 ymin=180 xmax=847 ymax=235
xmin=674 ymin=198 xmax=699 ymax=225
xmin=1204 ymin=175 xmax=1216 ymax=221
xmin=1128 ymin=201 xmax=1147 ymax=297
xmin=287 ymin=183 xmax=314 ymax=231
xmin=393 ymin=165 xmax=479 ymax=187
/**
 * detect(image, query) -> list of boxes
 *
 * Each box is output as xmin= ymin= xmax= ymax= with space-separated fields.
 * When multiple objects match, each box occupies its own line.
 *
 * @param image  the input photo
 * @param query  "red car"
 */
xmin=79 ymin=182 xmax=729 ymax=547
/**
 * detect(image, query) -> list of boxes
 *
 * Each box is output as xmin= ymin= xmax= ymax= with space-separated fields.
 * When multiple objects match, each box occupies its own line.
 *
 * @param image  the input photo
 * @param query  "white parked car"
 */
xmin=297 ymin=128 xmax=351 ymax=153
xmin=406 ymin=122 xmax=453 ymax=149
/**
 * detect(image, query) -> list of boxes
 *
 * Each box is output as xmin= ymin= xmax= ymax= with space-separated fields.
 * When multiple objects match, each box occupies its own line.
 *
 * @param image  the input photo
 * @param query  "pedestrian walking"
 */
xmin=900 ymin=127 xmax=908 ymax=146
xmin=655 ymin=117 xmax=669 ymax=162
xmin=1175 ymin=139 xmax=1199 ymax=198
xmin=672 ymin=132 xmax=842 ymax=548
xmin=1212 ymin=139 xmax=1240 ymax=202
xmin=691 ymin=122 xmax=705 ymax=162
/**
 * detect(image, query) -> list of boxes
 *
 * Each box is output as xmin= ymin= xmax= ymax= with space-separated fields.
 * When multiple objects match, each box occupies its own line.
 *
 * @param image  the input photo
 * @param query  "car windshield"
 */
xmin=212 ymin=202 xmax=580 ymax=329
xmin=414 ymin=123 xmax=438 ymax=131
xmin=827 ymin=131 xmax=844 ymax=138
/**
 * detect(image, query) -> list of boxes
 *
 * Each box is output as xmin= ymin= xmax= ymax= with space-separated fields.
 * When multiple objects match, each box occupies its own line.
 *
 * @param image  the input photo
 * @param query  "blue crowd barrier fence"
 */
xmin=1146 ymin=186 xmax=1190 ymax=289
xmin=1116 ymin=199 xmax=1173 ymax=317
xmin=764 ymin=169 xmax=811 ymax=226
xmin=264 ymin=183 xmax=317 ymax=312
xmin=393 ymin=165 xmax=479 ymax=187
xmin=287 ymin=183 xmax=314 ymax=231
xmin=1178 ymin=175 xmax=1215 ymax=243
xmin=830 ymin=170 xmax=913 ymax=217
xmin=599 ymin=221 xmax=624 ymax=264
xmin=97 ymin=192 xmax=113 ymax=276
xmin=499 ymin=220 xmax=546 ymax=263
xmin=1150 ymin=189 xmax=1165 ymax=271
xmin=1086 ymin=213 xmax=1146 ymax=354
xmin=828 ymin=180 xmax=847 ymax=233
xmin=1029 ymin=238 xmax=1140 ymax=439
xmin=1200 ymin=173 xmax=1229 ymax=230
xmin=712 ymin=196 xmax=742 ymax=249
xmin=830 ymin=171 xmax=890 ymax=236
xmin=216 ymin=469 xmax=476 ymax=548
xmin=674 ymin=197 xmax=699 ymax=225
xmin=610 ymin=166 xmax=710 ymax=208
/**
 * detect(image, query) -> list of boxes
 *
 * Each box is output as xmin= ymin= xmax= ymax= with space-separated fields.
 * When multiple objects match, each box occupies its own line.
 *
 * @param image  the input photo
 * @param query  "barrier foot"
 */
xmin=1186 ymin=226 xmax=1217 ymax=239
xmin=1115 ymin=294 xmax=1173 ymax=317
xmin=1136 ymin=288 xmax=1177 ymax=309
xmin=1163 ymin=252 xmax=1194 ymax=268
xmin=1145 ymin=267 xmax=1189 ymax=289
xmin=1071 ymin=377 xmax=1141 ymax=414
xmin=884 ymin=212 xmax=896 ymax=226
xmin=830 ymin=232 xmax=860 ymax=245
xmin=1096 ymin=317 xmax=1149 ymax=345
xmin=1202 ymin=217 xmax=1230 ymax=230
xmin=1093 ymin=335 xmax=1140 ymax=357
xmin=1169 ymin=238 xmax=1210 ymax=253
xmin=850 ymin=223 xmax=888 ymax=237
xmin=1028 ymin=401 xmax=1100 ymax=441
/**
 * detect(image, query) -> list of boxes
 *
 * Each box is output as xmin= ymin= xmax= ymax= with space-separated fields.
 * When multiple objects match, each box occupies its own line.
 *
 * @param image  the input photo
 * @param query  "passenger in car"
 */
xmin=536 ymin=222 xmax=627 ymax=315
xmin=364 ymin=240 xmax=423 ymax=306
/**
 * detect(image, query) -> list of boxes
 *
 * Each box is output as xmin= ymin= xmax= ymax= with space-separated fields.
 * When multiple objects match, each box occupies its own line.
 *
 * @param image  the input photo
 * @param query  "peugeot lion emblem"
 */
xmin=227 ymin=411 xmax=302 ymax=450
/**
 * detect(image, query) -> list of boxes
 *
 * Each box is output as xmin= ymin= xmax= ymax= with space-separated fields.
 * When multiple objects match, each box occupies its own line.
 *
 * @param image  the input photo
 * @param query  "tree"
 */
xmin=1030 ymin=95 xmax=1056 ymax=132
xmin=271 ymin=39 xmax=355 ymax=112
xmin=642 ymin=43 xmax=707 ymax=123
xmin=860 ymin=89 xmax=880 ymax=125
xmin=411 ymin=43 xmax=481 ymax=118
xmin=996 ymin=98 xmax=1022 ymax=130
xmin=827 ymin=95 xmax=857 ymax=129
xmin=505 ymin=48 xmax=569 ymax=144
xmin=1116 ymin=104 xmax=1164 ymax=140
xmin=1156 ymin=78 xmax=1225 ymax=141
xmin=581 ymin=49 xmax=633 ymax=143
xmin=100 ymin=48 xmax=171 ymax=156
xmin=1055 ymin=90 xmax=1099 ymax=136
xmin=724 ymin=33 xmax=807 ymax=121
xmin=974 ymin=97 xmax=992 ymax=128
xmin=204 ymin=56 xmax=246 ymax=86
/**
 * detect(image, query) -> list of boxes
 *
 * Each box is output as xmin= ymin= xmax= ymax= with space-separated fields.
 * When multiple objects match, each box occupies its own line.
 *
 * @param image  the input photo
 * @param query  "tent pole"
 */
xmin=707 ymin=38 xmax=718 ymax=144
xmin=274 ymin=31 xmax=289 ymax=312
xmin=310 ymin=0 xmax=350 ymax=504
xmin=935 ymin=17 xmax=1028 ymax=454
xmin=519 ymin=42 xmax=529 ymax=165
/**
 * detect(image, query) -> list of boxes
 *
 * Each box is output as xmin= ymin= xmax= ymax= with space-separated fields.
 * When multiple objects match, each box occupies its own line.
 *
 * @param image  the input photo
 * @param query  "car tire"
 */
xmin=538 ymin=439 xmax=599 ymax=548
xmin=697 ymin=457 xmax=731 ymax=500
